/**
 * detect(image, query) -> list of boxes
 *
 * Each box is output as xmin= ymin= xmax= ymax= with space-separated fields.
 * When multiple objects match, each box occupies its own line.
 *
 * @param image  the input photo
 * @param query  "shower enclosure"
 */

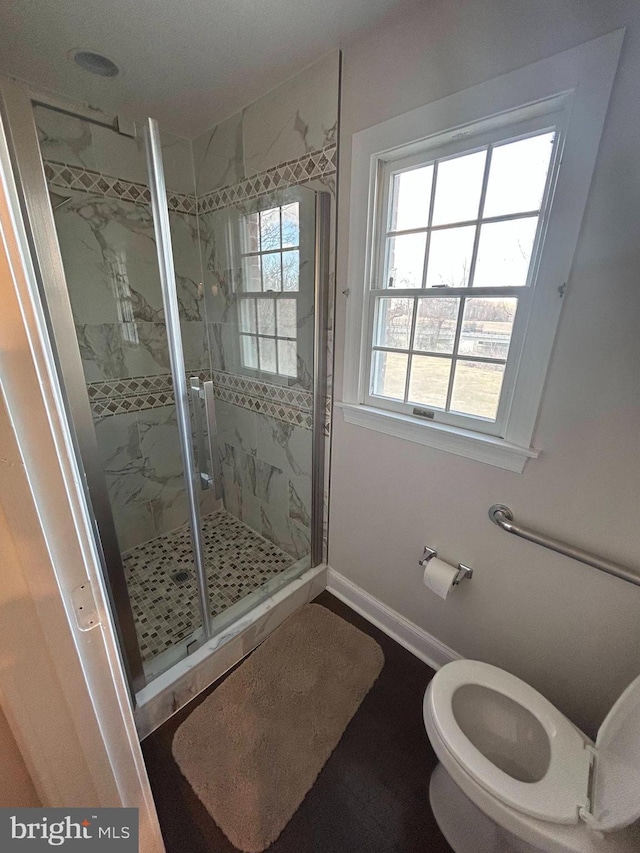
xmin=0 ymin=68 xmax=335 ymax=707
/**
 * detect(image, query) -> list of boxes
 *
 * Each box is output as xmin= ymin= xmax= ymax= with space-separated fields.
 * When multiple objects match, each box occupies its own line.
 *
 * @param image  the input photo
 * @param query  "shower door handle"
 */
xmin=189 ymin=377 xmax=221 ymax=498
xmin=203 ymin=380 xmax=222 ymax=501
xmin=190 ymin=376 xmax=211 ymax=490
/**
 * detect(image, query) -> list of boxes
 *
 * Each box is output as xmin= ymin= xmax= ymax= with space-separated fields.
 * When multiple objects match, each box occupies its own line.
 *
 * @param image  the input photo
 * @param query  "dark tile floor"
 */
xmin=142 ymin=591 xmax=453 ymax=853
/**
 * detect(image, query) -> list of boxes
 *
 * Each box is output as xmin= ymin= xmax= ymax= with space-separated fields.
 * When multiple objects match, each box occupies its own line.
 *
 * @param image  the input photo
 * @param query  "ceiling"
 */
xmin=0 ymin=0 xmax=408 ymax=138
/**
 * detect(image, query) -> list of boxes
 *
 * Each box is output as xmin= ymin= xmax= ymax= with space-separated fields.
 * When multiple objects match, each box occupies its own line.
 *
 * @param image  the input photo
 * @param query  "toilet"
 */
xmin=423 ymin=660 xmax=640 ymax=852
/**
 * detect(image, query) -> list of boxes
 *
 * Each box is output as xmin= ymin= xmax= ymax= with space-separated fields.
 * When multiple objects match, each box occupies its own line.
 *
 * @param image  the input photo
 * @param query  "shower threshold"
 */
xmin=134 ymin=560 xmax=326 ymax=738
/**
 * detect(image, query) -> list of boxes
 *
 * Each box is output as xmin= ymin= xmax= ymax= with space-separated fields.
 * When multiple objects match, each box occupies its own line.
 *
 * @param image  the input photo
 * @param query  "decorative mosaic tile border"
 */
xmin=213 ymin=384 xmax=312 ymax=429
xmin=197 ymin=145 xmax=337 ymax=214
xmin=211 ymin=369 xmax=312 ymax=411
xmin=87 ymin=373 xmax=174 ymax=401
xmin=42 ymin=143 xmax=336 ymax=218
xmin=87 ymin=369 xmax=314 ymax=428
xmin=43 ymin=160 xmax=197 ymax=215
xmin=88 ymin=372 xmax=182 ymax=417
xmin=87 ymin=370 xmax=310 ymax=408
xmin=90 ymin=391 xmax=175 ymax=418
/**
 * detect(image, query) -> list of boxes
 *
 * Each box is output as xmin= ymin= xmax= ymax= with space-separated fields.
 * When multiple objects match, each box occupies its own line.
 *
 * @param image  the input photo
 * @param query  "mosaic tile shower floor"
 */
xmin=123 ymin=509 xmax=294 ymax=663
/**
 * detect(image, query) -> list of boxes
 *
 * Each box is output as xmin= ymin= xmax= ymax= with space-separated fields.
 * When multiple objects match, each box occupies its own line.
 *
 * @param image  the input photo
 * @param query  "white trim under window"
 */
xmin=341 ymin=30 xmax=624 ymax=472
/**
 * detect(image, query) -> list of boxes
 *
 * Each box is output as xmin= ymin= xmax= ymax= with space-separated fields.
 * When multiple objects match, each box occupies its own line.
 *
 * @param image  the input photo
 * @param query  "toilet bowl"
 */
xmin=423 ymin=660 xmax=640 ymax=853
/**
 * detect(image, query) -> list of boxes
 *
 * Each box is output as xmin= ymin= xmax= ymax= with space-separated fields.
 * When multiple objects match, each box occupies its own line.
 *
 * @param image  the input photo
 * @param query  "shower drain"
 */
xmin=172 ymin=569 xmax=192 ymax=585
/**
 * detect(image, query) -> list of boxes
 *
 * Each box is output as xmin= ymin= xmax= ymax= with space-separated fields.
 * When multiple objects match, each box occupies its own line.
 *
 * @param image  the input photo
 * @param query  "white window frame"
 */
xmin=365 ymin=113 xmax=561 ymax=437
xmin=341 ymin=30 xmax=624 ymax=472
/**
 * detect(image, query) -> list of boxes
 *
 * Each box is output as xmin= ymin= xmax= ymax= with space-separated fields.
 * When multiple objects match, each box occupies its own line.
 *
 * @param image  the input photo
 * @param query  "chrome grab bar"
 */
xmin=189 ymin=376 xmax=222 ymax=498
xmin=489 ymin=504 xmax=640 ymax=587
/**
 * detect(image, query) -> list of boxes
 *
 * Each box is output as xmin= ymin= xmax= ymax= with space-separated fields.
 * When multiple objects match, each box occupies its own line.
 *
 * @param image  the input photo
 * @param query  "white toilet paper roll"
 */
xmin=423 ymin=557 xmax=459 ymax=599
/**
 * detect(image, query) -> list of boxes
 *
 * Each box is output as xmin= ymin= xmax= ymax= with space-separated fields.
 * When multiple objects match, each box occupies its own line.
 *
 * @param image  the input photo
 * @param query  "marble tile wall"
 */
xmin=35 ymin=51 xmax=339 ymax=559
xmin=94 ymin=404 xmax=217 ymax=551
xmin=196 ymin=197 xmax=315 ymax=557
xmin=192 ymin=53 xmax=340 ymax=560
xmin=36 ymin=103 xmax=209 ymax=552
xmin=49 ymin=193 xmax=204 ymax=380
xmin=35 ymin=105 xmax=196 ymax=194
xmin=213 ymin=399 xmax=313 ymax=561
xmin=192 ymin=52 xmax=339 ymax=196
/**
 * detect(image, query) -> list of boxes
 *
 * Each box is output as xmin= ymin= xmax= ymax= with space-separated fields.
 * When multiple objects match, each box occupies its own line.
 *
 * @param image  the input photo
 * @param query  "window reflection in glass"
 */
xmin=240 ymin=202 xmax=300 ymax=378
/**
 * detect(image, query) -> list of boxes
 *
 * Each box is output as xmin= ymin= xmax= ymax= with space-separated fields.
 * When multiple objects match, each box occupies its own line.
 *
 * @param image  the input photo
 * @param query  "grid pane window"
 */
xmin=408 ymin=356 xmax=451 ymax=409
xmin=374 ymin=297 xmax=413 ymax=349
xmin=450 ymin=360 xmax=505 ymax=419
xmin=371 ymin=129 xmax=556 ymax=422
xmin=425 ymin=226 xmax=475 ymax=288
xmin=243 ymin=255 xmax=262 ymax=292
xmin=371 ymin=295 xmax=517 ymax=421
xmin=262 ymin=252 xmax=281 ymax=291
xmin=386 ymin=233 xmax=426 ymax=289
xmin=372 ymin=351 xmax=408 ymax=400
xmin=382 ymin=130 xmax=555 ymax=292
xmin=414 ymin=298 xmax=459 ymax=353
xmin=459 ymin=298 xmax=517 ymax=360
xmin=431 ymin=150 xmax=486 ymax=225
xmin=472 ymin=218 xmax=538 ymax=288
xmin=239 ymin=202 xmax=300 ymax=377
xmin=282 ymin=250 xmax=300 ymax=292
xmin=483 ymin=134 xmax=554 ymax=217
xmin=281 ymin=203 xmax=300 ymax=247
xmin=241 ymin=335 xmax=258 ymax=369
xmin=389 ymin=165 xmax=433 ymax=231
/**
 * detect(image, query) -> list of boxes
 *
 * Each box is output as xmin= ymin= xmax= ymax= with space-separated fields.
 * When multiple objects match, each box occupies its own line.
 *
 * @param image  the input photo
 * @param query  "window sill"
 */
xmin=337 ymin=402 xmax=539 ymax=473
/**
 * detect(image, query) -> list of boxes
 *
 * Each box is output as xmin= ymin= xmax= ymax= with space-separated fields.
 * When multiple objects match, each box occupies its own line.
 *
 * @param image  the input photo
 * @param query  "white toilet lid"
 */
xmin=591 ymin=670 xmax=640 ymax=832
xmin=426 ymin=661 xmax=592 ymax=825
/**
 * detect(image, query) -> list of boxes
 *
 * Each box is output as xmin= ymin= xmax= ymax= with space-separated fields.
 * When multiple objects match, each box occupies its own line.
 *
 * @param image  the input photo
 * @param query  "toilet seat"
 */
xmin=425 ymin=660 xmax=592 ymax=825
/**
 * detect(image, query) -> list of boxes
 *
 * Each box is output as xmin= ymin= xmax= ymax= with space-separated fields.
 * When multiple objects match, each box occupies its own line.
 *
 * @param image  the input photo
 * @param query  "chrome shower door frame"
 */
xmin=311 ymin=192 xmax=331 ymax=567
xmin=144 ymin=119 xmax=212 ymax=640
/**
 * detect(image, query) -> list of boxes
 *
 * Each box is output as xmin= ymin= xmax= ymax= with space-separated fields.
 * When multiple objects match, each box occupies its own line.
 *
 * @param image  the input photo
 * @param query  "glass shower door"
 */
xmin=2 ymin=76 xmax=330 ymax=699
xmin=195 ymin=183 xmax=327 ymax=636
xmin=1 ymin=83 xmax=213 ymax=690
xmin=145 ymin=126 xmax=328 ymax=663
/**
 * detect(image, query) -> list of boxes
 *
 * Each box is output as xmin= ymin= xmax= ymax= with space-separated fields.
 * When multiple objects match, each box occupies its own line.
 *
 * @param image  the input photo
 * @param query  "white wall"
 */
xmin=330 ymin=0 xmax=640 ymax=737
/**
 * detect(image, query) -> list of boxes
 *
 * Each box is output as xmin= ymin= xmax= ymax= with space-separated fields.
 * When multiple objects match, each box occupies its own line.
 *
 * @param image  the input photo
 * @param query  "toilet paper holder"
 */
xmin=419 ymin=546 xmax=473 ymax=585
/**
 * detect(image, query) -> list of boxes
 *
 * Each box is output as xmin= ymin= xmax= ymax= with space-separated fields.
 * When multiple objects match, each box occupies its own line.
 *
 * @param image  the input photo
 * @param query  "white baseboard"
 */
xmin=326 ymin=567 xmax=462 ymax=671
